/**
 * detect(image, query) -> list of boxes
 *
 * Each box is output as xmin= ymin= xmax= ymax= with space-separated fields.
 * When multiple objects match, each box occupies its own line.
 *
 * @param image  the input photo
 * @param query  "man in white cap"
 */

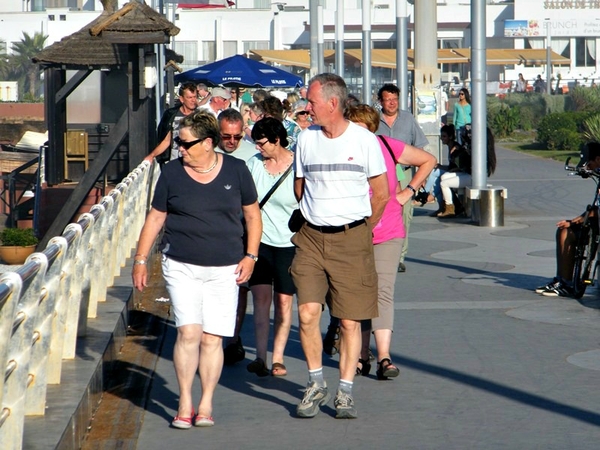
xmin=199 ymin=87 xmax=231 ymax=117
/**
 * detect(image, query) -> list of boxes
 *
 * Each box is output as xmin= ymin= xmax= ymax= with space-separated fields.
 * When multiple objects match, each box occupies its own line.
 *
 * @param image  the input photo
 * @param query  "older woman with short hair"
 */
xmin=132 ymin=110 xmax=262 ymax=429
xmin=245 ymin=117 xmax=298 ymax=377
xmin=343 ymin=104 xmax=436 ymax=379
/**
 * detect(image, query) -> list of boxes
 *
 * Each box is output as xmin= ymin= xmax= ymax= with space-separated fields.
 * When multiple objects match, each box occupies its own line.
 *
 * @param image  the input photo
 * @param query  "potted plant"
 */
xmin=0 ymin=227 xmax=39 ymax=265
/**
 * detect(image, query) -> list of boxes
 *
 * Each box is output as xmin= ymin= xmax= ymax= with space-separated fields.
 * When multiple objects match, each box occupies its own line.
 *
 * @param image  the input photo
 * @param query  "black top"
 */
xmin=152 ymin=155 xmax=258 ymax=266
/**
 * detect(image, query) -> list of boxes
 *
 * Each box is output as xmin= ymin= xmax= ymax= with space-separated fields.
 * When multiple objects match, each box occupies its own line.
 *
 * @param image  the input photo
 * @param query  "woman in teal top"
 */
xmin=453 ymin=88 xmax=471 ymax=145
xmin=246 ymin=117 xmax=298 ymax=378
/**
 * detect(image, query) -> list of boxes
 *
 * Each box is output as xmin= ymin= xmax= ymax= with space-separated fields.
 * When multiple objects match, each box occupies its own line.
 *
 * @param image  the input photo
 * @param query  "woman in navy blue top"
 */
xmin=133 ymin=110 xmax=261 ymax=429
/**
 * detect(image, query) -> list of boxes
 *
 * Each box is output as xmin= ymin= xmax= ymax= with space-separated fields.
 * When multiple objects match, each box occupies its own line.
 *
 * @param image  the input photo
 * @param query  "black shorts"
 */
xmin=249 ymin=243 xmax=296 ymax=295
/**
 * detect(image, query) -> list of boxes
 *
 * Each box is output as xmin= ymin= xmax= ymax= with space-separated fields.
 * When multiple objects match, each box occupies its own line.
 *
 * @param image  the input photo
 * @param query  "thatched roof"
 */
xmin=33 ymin=1 xmax=179 ymax=69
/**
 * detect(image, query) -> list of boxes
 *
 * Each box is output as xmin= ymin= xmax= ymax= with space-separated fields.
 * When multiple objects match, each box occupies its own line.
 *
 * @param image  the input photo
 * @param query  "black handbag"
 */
xmin=288 ymin=208 xmax=306 ymax=232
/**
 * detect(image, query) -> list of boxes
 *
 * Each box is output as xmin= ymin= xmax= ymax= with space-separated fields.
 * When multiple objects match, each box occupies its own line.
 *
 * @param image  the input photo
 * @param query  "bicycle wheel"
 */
xmin=571 ymin=222 xmax=599 ymax=299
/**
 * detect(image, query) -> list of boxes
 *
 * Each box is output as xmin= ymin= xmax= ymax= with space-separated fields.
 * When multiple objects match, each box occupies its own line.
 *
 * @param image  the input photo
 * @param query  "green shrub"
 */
xmin=544 ymin=94 xmax=568 ymax=114
xmin=519 ymin=106 xmax=535 ymax=131
xmin=548 ymin=128 xmax=583 ymax=152
xmin=570 ymin=86 xmax=600 ymax=112
xmin=537 ymin=111 xmax=593 ymax=149
xmin=0 ymin=228 xmax=38 ymax=246
xmin=491 ymin=104 xmax=520 ymax=138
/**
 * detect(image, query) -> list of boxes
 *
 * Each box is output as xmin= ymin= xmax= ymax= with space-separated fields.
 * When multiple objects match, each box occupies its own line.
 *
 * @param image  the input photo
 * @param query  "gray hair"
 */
xmin=308 ymin=73 xmax=347 ymax=112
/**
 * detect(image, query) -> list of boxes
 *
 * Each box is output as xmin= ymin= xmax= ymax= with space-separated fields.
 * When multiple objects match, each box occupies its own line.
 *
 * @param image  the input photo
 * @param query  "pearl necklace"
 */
xmin=189 ymin=154 xmax=218 ymax=174
xmin=263 ymin=151 xmax=293 ymax=176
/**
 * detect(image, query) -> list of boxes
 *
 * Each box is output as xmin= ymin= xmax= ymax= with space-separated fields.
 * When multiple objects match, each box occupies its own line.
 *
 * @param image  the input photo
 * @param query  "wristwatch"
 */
xmin=133 ymin=260 xmax=147 ymax=265
xmin=245 ymin=253 xmax=258 ymax=262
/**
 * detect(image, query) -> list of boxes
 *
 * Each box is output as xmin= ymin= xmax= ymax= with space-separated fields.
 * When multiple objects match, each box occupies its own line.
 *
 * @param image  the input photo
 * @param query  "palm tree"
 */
xmin=9 ymin=32 xmax=48 ymax=100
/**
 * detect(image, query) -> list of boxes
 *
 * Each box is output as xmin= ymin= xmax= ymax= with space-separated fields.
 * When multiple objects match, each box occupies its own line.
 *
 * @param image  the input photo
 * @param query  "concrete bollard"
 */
xmin=466 ymin=186 xmax=507 ymax=227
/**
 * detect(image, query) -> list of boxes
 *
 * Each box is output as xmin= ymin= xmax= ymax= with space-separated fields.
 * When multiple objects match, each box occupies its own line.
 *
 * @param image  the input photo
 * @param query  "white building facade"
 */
xmin=0 ymin=0 xmax=598 ymax=88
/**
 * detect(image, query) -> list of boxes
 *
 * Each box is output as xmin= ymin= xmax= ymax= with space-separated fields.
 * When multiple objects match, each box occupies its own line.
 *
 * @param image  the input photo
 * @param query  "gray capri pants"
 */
xmin=372 ymin=237 xmax=404 ymax=331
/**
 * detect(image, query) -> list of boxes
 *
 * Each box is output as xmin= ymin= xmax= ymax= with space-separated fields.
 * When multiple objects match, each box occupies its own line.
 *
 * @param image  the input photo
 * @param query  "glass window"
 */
xmin=439 ymin=39 xmax=461 ymax=49
xmin=223 ymin=41 xmax=237 ymax=58
xmin=576 ymin=37 xmax=596 ymax=68
xmin=243 ymin=41 xmax=269 ymax=52
xmin=172 ymin=41 xmax=200 ymax=70
xmin=253 ymin=0 xmax=270 ymax=8
xmin=202 ymin=41 xmax=215 ymax=63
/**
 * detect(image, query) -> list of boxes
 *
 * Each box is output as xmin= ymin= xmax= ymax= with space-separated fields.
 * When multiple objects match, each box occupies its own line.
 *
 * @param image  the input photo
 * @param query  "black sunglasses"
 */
xmin=221 ymin=134 xmax=244 ymax=141
xmin=174 ymin=136 xmax=204 ymax=150
xmin=296 ymin=111 xmax=308 ymax=116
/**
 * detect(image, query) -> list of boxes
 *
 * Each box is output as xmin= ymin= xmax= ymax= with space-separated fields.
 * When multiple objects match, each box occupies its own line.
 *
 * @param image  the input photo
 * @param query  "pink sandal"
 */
xmin=172 ymin=409 xmax=195 ymax=429
xmin=194 ymin=415 xmax=215 ymax=427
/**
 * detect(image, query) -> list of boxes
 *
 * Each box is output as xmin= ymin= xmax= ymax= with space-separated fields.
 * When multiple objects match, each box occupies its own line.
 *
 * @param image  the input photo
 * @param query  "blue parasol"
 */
xmin=174 ymin=54 xmax=304 ymax=88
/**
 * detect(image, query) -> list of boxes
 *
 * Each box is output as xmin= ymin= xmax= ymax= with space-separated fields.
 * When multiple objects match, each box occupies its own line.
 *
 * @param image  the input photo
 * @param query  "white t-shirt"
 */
xmin=198 ymin=103 xmax=220 ymax=118
xmin=295 ymin=121 xmax=387 ymax=226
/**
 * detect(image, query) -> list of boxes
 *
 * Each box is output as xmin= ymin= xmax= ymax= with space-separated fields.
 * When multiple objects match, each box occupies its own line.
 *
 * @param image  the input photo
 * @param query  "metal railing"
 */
xmin=0 ymin=160 xmax=158 ymax=450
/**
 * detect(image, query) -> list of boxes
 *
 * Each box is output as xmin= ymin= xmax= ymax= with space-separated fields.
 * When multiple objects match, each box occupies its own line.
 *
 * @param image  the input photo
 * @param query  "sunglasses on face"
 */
xmin=221 ymin=134 xmax=244 ymax=141
xmin=174 ymin=136 xmax=204 ymax=150
xmin=296 ymin=111 xmax=308 ymax=116
xmin=255 ymin=139 xmax=270 ymax=148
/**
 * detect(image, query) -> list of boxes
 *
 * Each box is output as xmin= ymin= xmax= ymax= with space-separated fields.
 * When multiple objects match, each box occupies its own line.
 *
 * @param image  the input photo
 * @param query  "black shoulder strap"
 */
xmin=377 ymin=135 xmax=398 ymax=165
xmin=259 ymin=163 xmax=293 ymax=209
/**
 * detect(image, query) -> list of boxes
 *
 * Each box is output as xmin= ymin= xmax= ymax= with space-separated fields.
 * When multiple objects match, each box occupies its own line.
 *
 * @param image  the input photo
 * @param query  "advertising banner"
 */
xmin=504 ymin=20 xmax=542 ymax=37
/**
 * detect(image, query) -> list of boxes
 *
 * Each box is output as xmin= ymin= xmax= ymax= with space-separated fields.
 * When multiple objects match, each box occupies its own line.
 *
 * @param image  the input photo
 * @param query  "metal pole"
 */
xmin=362 ymin=0 xmax=372 ymax=104
xmin=471 ymin=0 xmax=486 ymax=189
xmin=336 ymin=0 xmax=344 ymax=78
xmin=546 ymin=19 xmax=552 ymax=95
xmin=309 ymin=0 xmax=318 ymax=77
xmin=317 ymin=1 xmax=324 ymax=74
xmin=396 ymin=0 xmax=408 ymax=111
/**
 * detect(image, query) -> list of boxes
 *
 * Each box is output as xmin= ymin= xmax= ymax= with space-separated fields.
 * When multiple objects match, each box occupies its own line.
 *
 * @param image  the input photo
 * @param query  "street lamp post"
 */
xmin=546 ymin=18 xmax=552 ymax=95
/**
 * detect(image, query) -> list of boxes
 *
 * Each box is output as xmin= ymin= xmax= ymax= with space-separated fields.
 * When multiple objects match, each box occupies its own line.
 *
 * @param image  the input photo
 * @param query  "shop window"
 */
xmin=576 ymin=37 xmax=596 ymax=68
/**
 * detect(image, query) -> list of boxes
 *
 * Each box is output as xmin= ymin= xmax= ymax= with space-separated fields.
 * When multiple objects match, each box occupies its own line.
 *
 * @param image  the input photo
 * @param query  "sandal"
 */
xmin=323 ymin=323 xmax=340 ymax=356
xmin=356 ymin=358 xmax=371 ymax=376
xmin=271 ymin=362 xmax=287 ymax=377
xmin=223 ymin=337 xmax=245 ymax=366
xmin=246 ymin=357 xmax=270 ymax=377
xmin=172 ymin=409 xmax=195 ymax=429
xmin=376 ymin=358 xmax=400 ymax=380
xmin=193 ymin=415 xmax=215 ymax=427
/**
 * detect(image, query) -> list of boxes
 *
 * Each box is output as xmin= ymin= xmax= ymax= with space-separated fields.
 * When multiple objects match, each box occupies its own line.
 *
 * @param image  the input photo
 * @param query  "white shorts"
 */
xmin=161 ymin=256 xmax=239 ymax=336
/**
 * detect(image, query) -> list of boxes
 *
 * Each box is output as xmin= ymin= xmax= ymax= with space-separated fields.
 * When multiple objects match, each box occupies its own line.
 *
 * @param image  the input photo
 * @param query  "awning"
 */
xmin=454 ymin=48 xmax=570 ymax=65
xmin=249 ymin=48 xmax=570 ymax=69
xmin=511 ymin=49 xmax=571 ymax=65
xmin=250 ymin=50 xmax=334 ymax=69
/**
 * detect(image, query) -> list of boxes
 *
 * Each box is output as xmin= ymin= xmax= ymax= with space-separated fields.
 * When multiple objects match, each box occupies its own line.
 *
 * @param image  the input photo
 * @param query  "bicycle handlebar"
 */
xmin=565 ymin=157 xmax=600 ymax=178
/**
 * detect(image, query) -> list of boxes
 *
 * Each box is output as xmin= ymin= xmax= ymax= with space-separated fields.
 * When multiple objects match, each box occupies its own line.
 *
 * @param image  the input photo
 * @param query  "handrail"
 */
xmin=0 ymin=160 xmax=159 ymax=450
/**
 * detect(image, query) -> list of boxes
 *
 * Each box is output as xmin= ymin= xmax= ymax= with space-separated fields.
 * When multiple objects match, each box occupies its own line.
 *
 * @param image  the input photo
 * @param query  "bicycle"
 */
xmin=564 ymin=157 xmax=600 ymax=298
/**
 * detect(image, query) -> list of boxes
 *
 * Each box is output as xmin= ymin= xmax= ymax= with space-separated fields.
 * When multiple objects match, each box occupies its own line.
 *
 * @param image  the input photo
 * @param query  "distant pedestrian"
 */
xmin=196 ymin=83 xmax=210 ymax=106
xmin=533 ymin=75 xmax=547 ymax=93
xmin=438 ymin=127 xmax=497 ymax=218
xmin=453 ymin=88 xmax=472 ymax=146
xmin=376 ymin=83 xmax=429 ymax=274
xmin=515 ymin=73 xmax=527 ymax=93
xmin=144 ymin=82 xmax=198 ymax=164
